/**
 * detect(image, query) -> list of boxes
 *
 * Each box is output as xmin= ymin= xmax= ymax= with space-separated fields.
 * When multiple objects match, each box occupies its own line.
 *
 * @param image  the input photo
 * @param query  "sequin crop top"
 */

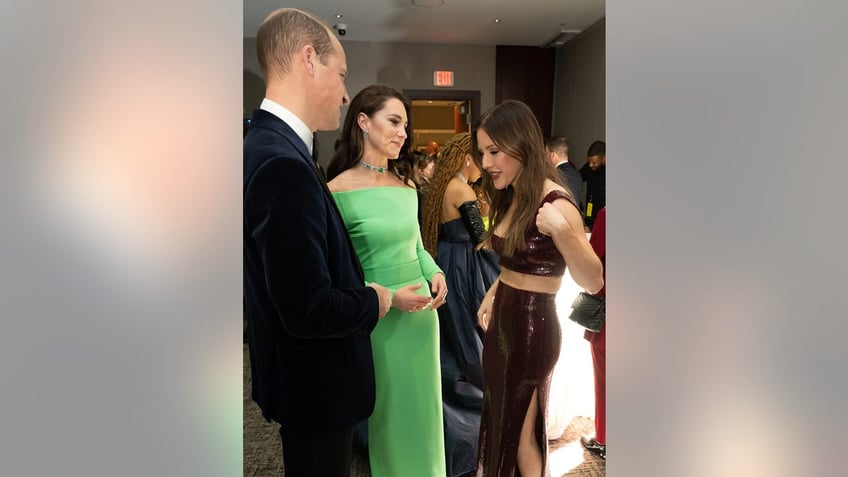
xmin=490 ymin=190 xmax=577 ymax=277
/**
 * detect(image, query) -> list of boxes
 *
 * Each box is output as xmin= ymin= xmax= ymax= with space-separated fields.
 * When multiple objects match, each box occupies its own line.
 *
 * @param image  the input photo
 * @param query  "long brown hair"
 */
xmin=326 ymin=84 xmax=414 ymax=185
xmin=471 ymin=100 xmax=567 ymax=257
xmin=421 ymin=132 xmax=472 ymax=255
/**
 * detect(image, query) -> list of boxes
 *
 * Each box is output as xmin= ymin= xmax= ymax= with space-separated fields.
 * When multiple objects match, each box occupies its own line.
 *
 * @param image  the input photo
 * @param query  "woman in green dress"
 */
xmin=326 ymin=84 xmax=448 ymax=477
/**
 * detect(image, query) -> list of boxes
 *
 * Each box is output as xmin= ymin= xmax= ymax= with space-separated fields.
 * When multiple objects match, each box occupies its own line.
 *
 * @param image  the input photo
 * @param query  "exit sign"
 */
xmin=433 ymin=70 xmax=454 ymax=87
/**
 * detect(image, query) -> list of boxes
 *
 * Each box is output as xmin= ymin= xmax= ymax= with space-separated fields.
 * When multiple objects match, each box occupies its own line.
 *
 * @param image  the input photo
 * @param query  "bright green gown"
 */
xmin=332 ymin=186 xmax=447 ymax=477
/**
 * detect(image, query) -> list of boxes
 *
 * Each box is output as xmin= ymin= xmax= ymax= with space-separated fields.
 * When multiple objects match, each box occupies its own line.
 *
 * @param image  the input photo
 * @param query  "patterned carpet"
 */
xmin=243 ymin=345 xmax=605 ymax=476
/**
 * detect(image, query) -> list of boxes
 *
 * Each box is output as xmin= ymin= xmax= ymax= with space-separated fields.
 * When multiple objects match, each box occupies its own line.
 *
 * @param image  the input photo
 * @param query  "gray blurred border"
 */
xmin=609 ymin=0 xmax=848 ymax=475
xmin=0 ymin=0 xmax=242 ymax=475
xmin=3 ymin=0 xmax=848 ymax=475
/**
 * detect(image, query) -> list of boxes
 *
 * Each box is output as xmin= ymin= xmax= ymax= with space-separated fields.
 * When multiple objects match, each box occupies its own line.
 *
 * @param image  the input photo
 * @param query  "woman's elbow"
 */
xmin=584 ymin=276 xmax=604 ymax=295
xmin=580 ymin=262 xmax=604 ymax=294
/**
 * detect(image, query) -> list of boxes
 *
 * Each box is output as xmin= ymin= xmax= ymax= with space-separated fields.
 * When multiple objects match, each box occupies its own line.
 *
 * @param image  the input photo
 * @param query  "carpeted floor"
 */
xmin=243 ymin=345 xmax=605 ymax=476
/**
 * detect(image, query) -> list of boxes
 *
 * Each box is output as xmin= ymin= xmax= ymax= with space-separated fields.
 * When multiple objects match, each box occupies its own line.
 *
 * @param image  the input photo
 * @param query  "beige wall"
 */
xmin=551 ymin=20 xmax=606 ymax=170
xmin=244 ymin=38 xmax=496 ymax=167
xmin=245 ymin=31 xmax=605 ymax=169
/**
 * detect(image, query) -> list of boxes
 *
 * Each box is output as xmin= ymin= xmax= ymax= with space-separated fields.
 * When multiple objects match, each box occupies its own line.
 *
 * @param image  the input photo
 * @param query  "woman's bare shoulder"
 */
xmin=445 ymin=177 xmax=476 ymax=202
xmin=327 ymin=169 xmax=365 ymax=193
xmin=542 ymin=179 xmax=566 ymax=197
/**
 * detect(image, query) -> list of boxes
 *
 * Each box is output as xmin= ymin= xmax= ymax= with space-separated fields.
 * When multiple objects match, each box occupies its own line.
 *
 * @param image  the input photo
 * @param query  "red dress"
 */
xmin=585 ymin=208 xmax=606 ymax=444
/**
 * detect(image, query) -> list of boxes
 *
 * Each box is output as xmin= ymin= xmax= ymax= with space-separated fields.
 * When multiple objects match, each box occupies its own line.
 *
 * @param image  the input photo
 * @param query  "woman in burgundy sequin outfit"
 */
xmin=471 ymin=101 xmax=604 ymax=476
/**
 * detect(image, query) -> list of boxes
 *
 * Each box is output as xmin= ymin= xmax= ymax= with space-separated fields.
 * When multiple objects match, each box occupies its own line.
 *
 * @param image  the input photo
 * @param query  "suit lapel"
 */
xmin=250 ymin=110 xmax=366 ymax=281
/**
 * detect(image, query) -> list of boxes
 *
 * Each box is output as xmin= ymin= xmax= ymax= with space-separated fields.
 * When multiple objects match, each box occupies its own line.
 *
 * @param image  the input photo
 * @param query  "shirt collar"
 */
xmin=260 ymin=98 xmax=313 ymax=155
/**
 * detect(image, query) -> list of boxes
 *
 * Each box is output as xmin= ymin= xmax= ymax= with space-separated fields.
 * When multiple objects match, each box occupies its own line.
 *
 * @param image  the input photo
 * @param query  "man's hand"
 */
xmin=368 ymin=283 xmax=393 ymax=318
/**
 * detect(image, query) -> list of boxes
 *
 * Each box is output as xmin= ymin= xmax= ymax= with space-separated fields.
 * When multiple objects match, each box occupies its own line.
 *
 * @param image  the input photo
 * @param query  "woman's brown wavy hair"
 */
xmin=471 ymin=100 xmax=568 ymax=257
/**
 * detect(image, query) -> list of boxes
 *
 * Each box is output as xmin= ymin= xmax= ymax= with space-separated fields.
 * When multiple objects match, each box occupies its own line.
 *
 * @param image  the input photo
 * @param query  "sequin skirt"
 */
xmin=477 ymin=281 xmax=561 ymax=476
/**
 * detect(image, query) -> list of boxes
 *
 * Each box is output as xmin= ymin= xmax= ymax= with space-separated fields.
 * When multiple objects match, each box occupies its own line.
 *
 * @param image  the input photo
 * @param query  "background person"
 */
xmin=581 ymin=207 xmax=606 ymax=461
xmin=421 ymin=131 xmax=501 ymax=477
xmin=546 ymin=136 xmax=584 ymax=217
xmin=580 ymin=140 xmax=606 ymax=230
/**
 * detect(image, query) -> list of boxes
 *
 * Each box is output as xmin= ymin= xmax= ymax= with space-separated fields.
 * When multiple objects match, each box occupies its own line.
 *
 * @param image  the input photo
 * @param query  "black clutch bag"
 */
xmin=568 ymin=292 xmax=605 ymax=332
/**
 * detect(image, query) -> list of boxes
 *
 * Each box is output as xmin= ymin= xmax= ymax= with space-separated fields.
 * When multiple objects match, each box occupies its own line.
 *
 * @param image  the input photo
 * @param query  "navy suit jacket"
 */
xmin=243 ymin=108 xmax=379 ymax=431
xmin=557 ymin=161 xmax=585 ymax=214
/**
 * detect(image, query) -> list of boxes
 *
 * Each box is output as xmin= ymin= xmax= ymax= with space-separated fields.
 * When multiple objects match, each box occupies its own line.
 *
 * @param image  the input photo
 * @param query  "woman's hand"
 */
xmin=477 ymin=278 xmax=499 ymax=332
xmin=540 ymin=198 xmax=605 ymax=293
xmin=429 ymin=273 xmax=448 ymax=309
xmin=392 ymin=284 xmax=432 ymax=313
xmin=477 ymin=295 xmax=493 ymax=331
xmin=536 ymin=202 xmax=574 ymax=237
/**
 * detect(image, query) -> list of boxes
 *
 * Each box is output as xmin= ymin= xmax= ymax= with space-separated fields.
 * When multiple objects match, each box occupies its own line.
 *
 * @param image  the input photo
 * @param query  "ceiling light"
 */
xmin=493 ymin=18 xmax=501 ymax=23
xmin=411 ymin=0 xmax=445 ymax=7
xmin=335 ymin=13 xmax=343 ymax=19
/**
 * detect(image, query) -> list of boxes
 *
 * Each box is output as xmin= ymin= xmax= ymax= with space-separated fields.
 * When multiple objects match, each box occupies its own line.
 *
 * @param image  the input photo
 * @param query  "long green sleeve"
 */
xmin=416 ymin=231 xmax=443 ymax=281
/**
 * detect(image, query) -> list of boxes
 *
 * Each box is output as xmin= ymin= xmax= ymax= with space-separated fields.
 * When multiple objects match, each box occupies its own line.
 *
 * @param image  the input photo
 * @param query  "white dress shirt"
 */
xmin=260 ymin=98 xmax=313 ymax=156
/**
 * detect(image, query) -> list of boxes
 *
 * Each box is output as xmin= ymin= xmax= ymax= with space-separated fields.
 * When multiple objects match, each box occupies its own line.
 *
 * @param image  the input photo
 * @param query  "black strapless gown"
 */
xmin=435 ymin=218 xmax=500 ymax=477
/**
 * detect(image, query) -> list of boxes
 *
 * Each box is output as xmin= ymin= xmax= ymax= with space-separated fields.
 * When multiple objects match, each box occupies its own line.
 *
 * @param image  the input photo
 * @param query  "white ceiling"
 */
xmin=244 ymin=0 xmax=605 ymax=47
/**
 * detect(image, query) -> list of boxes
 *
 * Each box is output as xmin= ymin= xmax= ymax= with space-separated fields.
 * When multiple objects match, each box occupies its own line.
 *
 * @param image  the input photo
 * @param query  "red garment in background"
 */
xmin=585 ymin=207 xmax=606 ymax=444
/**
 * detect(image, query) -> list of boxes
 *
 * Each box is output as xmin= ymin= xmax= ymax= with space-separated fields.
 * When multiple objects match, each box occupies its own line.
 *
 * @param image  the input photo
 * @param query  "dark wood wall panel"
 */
xmin=495 ymin=46 xmax=556 ymax=138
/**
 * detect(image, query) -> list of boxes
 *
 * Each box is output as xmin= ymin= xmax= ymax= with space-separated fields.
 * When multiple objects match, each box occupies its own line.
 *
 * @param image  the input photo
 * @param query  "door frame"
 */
xmin=403 ymin=89 xmax=481 ymax=128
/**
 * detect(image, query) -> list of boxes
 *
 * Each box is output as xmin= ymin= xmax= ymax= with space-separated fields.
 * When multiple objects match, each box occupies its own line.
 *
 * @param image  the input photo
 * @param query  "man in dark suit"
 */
xmin=546 ymin=136 xmax=585 ymax=217
xmin=580 ymin=140 xmax=606 ymax=230
xmin=243 ymin=8 xmax=392 ymax=476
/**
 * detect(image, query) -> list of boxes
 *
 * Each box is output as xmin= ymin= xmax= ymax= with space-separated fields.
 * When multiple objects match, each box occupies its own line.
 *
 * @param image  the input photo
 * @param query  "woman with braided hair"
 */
xmin=421 ymin=132 xmax=500 ymax=477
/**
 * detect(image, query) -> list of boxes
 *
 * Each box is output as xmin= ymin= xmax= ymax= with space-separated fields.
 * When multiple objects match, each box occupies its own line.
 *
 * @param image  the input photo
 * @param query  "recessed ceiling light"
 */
xmin=411 ymin=0 xmax=445 ymax=7
xmin=493 ymin=18 xmax=502 ymax=23
xmin=335 ymin=13 xmax=343 ymax=19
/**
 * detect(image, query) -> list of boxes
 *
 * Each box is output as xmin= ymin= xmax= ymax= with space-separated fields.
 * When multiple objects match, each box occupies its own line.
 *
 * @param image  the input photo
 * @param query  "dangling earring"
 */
xmin=364 ymin=130 xmax=369 ymax=138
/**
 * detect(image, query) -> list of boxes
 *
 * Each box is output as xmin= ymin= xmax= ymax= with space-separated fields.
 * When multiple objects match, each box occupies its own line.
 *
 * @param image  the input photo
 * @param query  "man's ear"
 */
xmin=301 ymin=44 xmax=317 ymax=76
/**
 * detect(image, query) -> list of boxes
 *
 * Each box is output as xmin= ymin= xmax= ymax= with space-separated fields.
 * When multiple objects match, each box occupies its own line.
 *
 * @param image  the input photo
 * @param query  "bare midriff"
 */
xmin=498 ymin=267 xmax=562 ymax=295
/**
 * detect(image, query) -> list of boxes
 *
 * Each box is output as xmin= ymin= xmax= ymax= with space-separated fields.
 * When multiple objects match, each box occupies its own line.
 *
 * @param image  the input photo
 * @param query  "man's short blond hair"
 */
xmin=546 ymin=136 xmax=571 ymax=158
xmin=256 ymin=8 xmax=335 ymax=79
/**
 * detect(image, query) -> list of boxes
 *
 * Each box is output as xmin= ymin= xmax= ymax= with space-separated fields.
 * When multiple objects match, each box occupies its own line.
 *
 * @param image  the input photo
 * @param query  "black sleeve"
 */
xmin=458 ymin=200 xmax=486 ymax=245
xmin=244 ymin=156 xmax=378 ymax=339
